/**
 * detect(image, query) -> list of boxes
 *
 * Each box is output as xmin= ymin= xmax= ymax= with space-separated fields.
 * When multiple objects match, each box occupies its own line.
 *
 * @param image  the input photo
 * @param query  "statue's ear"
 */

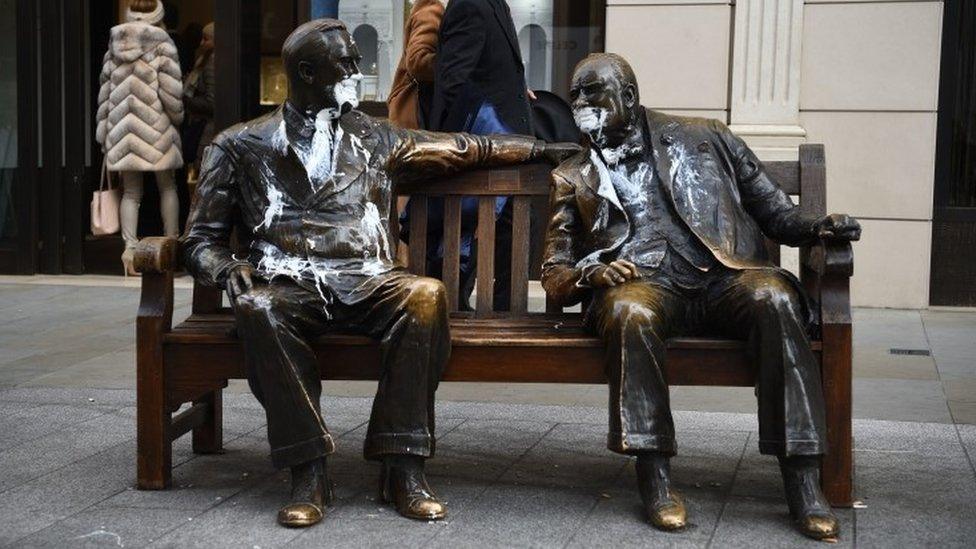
xmin=622 ymin=83 xmax=638 ymax=110
xmin=297 ymin=60 xmax=316 ymax=85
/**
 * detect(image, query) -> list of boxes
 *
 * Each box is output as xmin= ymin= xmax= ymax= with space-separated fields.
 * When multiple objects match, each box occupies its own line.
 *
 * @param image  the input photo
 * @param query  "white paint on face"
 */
xmin=256 ymin=185 xmax=285 ymax=231
xmin=574 ymin=107 xmax=608 ymax=145
xmin=601 ymin=142 xmax=642 ymax=168
xmin=333 ymin=73 xmax=363 ymax=112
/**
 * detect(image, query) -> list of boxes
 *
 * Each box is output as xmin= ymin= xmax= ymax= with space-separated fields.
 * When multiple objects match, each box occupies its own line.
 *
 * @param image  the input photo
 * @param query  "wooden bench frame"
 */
xmin=134 ymin=143 xmax=854 ymax=506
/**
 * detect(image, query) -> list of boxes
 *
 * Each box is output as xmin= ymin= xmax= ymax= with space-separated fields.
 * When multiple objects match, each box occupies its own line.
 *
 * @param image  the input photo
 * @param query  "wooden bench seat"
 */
xmin=134 ymin=144 xmax=854 ymax=506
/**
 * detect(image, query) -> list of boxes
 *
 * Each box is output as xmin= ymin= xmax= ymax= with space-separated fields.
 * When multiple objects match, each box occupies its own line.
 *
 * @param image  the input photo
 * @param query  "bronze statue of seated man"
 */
xmin=541 ymin=53 xmax=861 ymax=540
xmin=181 ymin=18 xmax=578 ymax=528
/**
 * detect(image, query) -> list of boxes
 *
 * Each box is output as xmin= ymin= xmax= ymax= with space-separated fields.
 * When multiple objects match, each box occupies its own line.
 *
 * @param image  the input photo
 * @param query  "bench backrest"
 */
xmin=191 ymin=144 xmax=826 ymax=318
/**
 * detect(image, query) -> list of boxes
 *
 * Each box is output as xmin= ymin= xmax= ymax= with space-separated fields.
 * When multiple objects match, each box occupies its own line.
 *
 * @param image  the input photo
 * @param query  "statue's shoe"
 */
xmin=277 ymin=502 xmax=324 ymax=528
xmin=780 ymin=456 xmax=840 ymax=541
xmin=380 ymin=461 xmax=447 ymax=521
xmin=277 ymin=458 xmax=333 ymax=528
xmin=636 ymin=452 xmax=687 ymax=531
xmin=645 ymin=490 xmax=687 ymax=531
xmin=794 ymin=511 xmax=840 ymax=541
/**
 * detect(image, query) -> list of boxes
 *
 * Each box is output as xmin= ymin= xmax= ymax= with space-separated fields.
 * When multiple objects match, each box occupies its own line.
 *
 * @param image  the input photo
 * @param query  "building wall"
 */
xmin=605 ymin=0 xmax=945 ymax=309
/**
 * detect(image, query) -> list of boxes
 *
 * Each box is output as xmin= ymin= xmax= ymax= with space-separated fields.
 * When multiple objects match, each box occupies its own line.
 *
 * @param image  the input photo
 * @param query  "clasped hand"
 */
xmin=586 ymin=259 xmax=641 ymax=288
xmin=814 ymin=214 xmax=861 ymax=242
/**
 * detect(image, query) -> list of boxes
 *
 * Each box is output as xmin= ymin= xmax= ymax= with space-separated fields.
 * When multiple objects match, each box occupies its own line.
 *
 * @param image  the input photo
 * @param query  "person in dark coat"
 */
xmin=414 ymin=0 xmax=535 ymax=310
xmin=543 ymin=53 xmax=861 ymax=540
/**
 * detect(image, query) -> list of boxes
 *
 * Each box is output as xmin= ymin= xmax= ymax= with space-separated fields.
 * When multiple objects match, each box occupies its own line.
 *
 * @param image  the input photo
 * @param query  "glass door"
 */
xmin=0 ymin=0 xmax=38 ymax=274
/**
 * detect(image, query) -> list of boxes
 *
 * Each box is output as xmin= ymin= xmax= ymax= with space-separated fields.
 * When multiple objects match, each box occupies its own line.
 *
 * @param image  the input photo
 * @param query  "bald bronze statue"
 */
xmin=182 ymin=19 xmax=578 ymax=528
xmin=542 ymin=53 xmax=860 ymax=540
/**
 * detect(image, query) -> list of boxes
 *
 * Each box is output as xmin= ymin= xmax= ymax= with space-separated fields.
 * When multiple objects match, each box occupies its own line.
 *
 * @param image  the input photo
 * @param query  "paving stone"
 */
xmin=502 ymin=423 xmax=627 ymax=489
xmin=855 ymin=462 xmax=976 ymax=548
xmin=146 ymin=475 xmax=308 ymax=549
xmin=287 ymin=518 xmax=442 ymax=548
xmin=0 ymin=410 xmax=134 ymax=492
xmin=710 ymin=496 xmax=854 ymax=548
xmin=957 ymin=425 xmax=976 ymax=473
xmin=0 ymin=442 xmax=134 ymax=546
xmin=13 ymin=505 xmax=190 ymax=549
xmin=853 ymin=379 xmax=953 ymax=423
xmin=102 ymin=436 xmax=278 ymax=511
xmin=0 ymin=403 xmax=116 ymax=452
xmin=853 ymin=419 xmax=973 ymax=471
xmin=425 ymin=483 xmax=595 ymax=548
xmin=431 ymin=419 xmax=555 ymax=481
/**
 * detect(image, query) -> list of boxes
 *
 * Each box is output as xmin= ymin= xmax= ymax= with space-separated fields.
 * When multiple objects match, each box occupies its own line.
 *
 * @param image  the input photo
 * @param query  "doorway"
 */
xmin=931 ymin=0 xmax=976 ymax=306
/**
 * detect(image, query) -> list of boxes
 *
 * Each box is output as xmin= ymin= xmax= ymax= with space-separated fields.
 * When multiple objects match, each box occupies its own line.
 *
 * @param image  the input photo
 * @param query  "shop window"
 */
xmin=519 ymin=23 xmax=549 ymax=91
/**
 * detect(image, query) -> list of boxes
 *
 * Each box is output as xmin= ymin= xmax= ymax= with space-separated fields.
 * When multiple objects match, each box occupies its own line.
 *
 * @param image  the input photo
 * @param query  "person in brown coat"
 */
xmin=388 ymin=0 xmax=446 ymax=129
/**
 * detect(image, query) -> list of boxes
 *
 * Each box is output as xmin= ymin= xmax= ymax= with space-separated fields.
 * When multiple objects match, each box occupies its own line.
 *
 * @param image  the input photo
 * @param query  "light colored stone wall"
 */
xmin=605 ymin=0 xmax=945 ymax=308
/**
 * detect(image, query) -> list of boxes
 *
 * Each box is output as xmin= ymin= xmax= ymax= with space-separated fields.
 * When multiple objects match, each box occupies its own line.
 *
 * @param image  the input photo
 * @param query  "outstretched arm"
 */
xmin=713 ymin=121 xmax=860 ymax=246
xmin=385 ymin=127 xmax=579 ymax=183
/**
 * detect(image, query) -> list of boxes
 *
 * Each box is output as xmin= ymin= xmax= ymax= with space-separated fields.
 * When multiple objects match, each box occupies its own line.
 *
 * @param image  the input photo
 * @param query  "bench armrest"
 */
xmin=801 ymin=240 xmax=854 ymax=328
xmin=801 ymin=240 xmax=854 ymax=280
xmin=133 ymin=237 xmax=179 ymax=274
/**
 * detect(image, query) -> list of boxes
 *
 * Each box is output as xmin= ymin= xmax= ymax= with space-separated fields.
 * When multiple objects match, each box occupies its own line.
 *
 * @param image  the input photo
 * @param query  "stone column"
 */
xmin=729 ymin=0 xmax=806 ymax=160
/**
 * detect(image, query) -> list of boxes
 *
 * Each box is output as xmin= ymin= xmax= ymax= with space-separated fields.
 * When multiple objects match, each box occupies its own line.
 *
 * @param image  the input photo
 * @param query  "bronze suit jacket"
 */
xmin=183 ymin=105 xmax=545 ymax=303
xmin=542 ymin=108 xmax=817 ymax=307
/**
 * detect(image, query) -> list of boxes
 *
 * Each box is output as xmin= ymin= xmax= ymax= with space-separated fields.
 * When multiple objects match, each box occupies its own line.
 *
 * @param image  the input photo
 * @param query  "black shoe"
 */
xmin=277 ymin=458 xmax=333 ymax=528
xmin=636 ymin=452 xmax=687 ymax=531
xmin=779 ymin=456 xmax=840 ymax=540
xmin=379 ymin=456 xmax=447 ymax=521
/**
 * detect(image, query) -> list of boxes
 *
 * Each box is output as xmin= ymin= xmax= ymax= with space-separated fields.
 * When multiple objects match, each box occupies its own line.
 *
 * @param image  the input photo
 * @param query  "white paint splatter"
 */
xmin=332 ymin=74 xmax=363 ymax=111
xmin=666 ymin=142 xmax=707 ymax=215
xmin=254 ymin=244 xmax=338 ymax=319
xmin=255 ymin=186 xmax=285 ymax=231
xmin=293 ymin=110 xmax=344 ymax=188
xmin=573 ymin=107 xmax=609 ymax=145
xmin=74 ymin=530 xmax=123 ymax=547
xmin=360 ymin=202 xmax=391 ymax=262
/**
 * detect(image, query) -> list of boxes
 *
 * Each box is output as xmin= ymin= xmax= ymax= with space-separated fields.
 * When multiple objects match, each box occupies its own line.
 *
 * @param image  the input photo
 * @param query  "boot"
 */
xmin=636 ymin=452 xmax=687 ymax=531
xmin=779 ymin=456 xmax=840 ymax=540
xmin=379 ymin=455 xmax=447 ymax=521
xmin=277 ymin=457 xmax=333 ymax=528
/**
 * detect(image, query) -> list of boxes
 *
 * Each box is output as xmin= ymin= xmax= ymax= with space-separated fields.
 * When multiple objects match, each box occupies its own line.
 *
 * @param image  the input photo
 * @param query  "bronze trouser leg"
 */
xmin=232 ymin=282 xmax=335 ymax=469
xmin=705 ymin=269 xmax=827 ymax=456
xmin=587 ymin=280 xmax=687 ymax=455
xmin=341 ymin=274 xmax=450 ymax=461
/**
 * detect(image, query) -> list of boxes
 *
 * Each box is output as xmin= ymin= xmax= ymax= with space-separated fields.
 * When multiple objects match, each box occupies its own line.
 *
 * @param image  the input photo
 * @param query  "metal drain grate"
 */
xmin=889 ymin=348 xmax=931 ymax=356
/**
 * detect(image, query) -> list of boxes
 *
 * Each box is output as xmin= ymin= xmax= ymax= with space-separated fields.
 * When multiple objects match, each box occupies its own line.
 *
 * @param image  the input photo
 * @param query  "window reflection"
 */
xmin=257 ymin=1 xmax=604 ymax=105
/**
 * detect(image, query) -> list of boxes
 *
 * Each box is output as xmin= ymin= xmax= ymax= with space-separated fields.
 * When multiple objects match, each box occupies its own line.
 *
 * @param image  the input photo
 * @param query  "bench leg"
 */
xmin=192 ymin=389 xmax=223 ymax=454
xmin=136 ymin=348 xmax=172 ymax=490
xmin=821 ymin=322 xmax=854 ymax=507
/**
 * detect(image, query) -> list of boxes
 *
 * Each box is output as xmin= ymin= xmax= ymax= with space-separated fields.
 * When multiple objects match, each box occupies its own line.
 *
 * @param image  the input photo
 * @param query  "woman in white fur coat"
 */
xmin=95 ymin=0 xmax=184 ymax=274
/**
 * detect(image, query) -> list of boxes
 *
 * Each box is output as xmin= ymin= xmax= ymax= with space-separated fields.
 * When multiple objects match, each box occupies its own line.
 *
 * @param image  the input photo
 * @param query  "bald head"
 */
xmin=569 ymin=53 xmax=641 ymax=148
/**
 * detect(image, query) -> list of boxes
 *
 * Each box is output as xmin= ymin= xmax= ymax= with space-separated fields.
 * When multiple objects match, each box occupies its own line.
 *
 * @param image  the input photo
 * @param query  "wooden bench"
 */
xmin=134 ymin=143 xmax=854 ymax=506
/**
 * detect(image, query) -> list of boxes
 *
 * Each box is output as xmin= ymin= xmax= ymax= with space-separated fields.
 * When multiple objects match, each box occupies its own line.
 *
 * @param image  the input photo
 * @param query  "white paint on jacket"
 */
xmin=256 ymin=186 xmax=285 ymax=231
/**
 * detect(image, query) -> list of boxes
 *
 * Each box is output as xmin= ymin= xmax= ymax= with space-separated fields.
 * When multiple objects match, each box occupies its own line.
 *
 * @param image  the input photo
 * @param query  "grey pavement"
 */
xmin=0 ymin=278 xmax=975 ymax=547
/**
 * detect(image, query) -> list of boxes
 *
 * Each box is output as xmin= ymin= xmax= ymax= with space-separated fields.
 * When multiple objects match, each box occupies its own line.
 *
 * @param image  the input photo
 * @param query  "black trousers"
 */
xmin=587 ymin=268 xmax=827 ymax=457
xmin=232 ymin=274 xmax=450 ymax=469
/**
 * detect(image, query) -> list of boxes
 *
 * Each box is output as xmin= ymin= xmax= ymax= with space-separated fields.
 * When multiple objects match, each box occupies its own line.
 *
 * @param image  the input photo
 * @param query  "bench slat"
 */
xmin=476 ymin=196 xmax=496 ymax=316
xmin=510 ymin=196 xmax=532 ymax=315
xmin=443 ymin=196 xmax=462 ymax=311
xmin=408 ymin=195 xmax=428 ymax=276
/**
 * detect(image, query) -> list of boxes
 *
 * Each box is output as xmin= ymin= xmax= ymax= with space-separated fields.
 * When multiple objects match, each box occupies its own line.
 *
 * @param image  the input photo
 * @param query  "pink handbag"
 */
xmin=91 ymin=160 xmax=121 ymax=236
